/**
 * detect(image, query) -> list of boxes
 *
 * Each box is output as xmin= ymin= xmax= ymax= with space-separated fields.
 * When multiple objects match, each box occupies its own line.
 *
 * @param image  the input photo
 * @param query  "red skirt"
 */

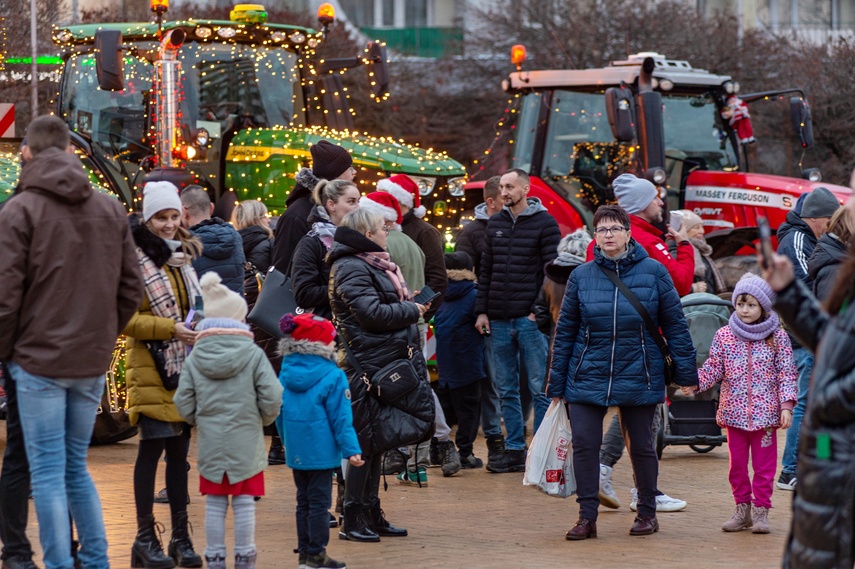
xmin=200 ymin=472 xmax=265 ymax=496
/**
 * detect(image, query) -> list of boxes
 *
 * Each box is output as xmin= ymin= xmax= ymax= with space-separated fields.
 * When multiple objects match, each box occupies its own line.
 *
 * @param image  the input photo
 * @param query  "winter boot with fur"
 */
xmin=721 ymin=503 xmax=753 ymax=532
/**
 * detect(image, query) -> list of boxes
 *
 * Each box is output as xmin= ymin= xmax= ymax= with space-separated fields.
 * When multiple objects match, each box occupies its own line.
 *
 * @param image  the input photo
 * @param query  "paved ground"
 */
xmin=2 ymin=418 xmax=793 ymax=569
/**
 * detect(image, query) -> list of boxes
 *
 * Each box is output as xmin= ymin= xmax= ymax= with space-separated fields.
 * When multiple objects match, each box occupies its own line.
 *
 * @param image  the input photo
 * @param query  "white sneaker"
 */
xmin=630 ymin=488 xmax=687 ymax=512
xmin=598 ymin=464 xmax=621 ymax=509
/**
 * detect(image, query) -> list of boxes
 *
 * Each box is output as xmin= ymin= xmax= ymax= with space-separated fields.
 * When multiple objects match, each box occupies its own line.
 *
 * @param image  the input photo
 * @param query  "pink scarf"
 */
xmin=355 ymin=252 xmax=412 ymax=302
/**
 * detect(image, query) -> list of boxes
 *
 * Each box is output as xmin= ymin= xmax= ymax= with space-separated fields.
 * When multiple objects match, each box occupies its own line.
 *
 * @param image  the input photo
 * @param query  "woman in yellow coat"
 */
xmin=125 ymin=182 xmax=204 ymax=569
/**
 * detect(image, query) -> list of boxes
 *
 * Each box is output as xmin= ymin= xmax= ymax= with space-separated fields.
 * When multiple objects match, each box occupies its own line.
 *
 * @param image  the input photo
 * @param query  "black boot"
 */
xmin=366 ymin=506 xmax=408 ymax=537
xmin=131 ymin=515 xmax=175 ymax=569
xmin=485 ymin=435 xmax=505 ymax=472
xmin=338 ymin=505 xmax=380 ymax=542
xmin=486 ymin=448 xmax=527 ymax=474
xmin=268 ymin=434 xmax=285 ymax=465
xmin=168 ymin=512 xmax=203 ymax=568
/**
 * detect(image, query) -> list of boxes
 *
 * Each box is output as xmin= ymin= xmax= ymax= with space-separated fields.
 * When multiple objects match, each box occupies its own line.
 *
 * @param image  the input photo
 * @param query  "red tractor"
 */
xmin=466 ymin=49 xmax=850 ymax=258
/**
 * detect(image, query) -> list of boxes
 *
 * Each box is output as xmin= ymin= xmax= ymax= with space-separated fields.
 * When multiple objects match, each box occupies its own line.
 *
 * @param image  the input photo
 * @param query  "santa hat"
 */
xmin=377 ymin=174 xmax=426 ymax=218
xmin=360 ymin=191 xmax=403 ymax=229
xmin=277 ymin=313 xmax=337 ymax=360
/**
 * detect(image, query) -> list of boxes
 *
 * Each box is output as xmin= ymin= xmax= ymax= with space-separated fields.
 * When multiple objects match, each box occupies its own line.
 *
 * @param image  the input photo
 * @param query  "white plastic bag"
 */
xmin=523 ymin=400 xmax=576 ymax=498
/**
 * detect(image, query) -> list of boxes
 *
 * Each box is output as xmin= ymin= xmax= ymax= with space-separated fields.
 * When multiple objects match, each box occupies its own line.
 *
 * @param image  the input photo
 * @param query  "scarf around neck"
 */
xmin=137 ymin=248 xmax=202 ymax=378
xmin=311 ymin=206 xmax=337 ymax=248
xmin=728 ymin=311 xmax=780 ymax=343
xmin=355 ymin=251 xmax=412 ymax=302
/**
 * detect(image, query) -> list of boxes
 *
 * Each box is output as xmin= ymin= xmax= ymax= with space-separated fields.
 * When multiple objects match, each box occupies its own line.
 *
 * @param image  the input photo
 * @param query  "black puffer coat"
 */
xmin=190 ymin=217 xmax=246 ymax=295
xmin=272 ymin=168 xmax=318 ymax=273
xmin=290 ymin=206 xmax=334 ymax=320
xmin=238 ymin=225 xmax=273 ymax=307
xmin=327 ymin=226 xmax=435 ymax=457
xmin=776 ymin=278 xmax=855 ymax=569
xmin=475 ymin=198 xmax=561 ymax=319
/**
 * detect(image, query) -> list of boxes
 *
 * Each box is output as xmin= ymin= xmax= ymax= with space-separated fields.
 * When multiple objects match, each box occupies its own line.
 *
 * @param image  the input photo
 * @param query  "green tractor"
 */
xmin=0 ymin=3 xmax=466 ymax=442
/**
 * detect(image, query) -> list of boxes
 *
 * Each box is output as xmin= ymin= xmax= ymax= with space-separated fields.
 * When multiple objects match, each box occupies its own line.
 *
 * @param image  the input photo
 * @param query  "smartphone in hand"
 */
xmin=414 ymin=286 xmax=441 ymax=305
xmin=669 ymin=210 xmax=683 ymax=231
xmin=757 ymin=216 xmax=774 ymax=270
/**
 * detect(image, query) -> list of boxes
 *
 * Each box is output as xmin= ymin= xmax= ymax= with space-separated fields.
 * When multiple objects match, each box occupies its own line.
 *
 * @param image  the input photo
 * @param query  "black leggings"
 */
xmin=134 ymin=430 xmax=191 ymax=518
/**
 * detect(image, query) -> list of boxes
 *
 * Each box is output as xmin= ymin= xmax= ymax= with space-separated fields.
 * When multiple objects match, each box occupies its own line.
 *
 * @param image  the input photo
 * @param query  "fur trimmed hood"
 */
xmin=278 ymin=337 xmax=337 ymax=361
xmin=447 ymin=268 xmax=477 ymax=282
xmin=129 ymin=212 xmax=172 ymax=268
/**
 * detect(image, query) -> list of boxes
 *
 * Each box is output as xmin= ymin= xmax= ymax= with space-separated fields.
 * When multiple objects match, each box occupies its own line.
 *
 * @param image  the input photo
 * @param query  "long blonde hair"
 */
xmin=231 ymin=200 xmax=273 ymax=238
xmin=828 ymin=206 xmax=855 ymax=243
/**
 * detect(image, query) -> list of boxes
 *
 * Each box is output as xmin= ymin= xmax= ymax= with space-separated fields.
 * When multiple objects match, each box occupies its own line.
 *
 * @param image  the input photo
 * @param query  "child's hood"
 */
xmin=281 ymin=353 xmax=339 ymax=393
xmin=189 ymin=332 xmax=257 ymax=380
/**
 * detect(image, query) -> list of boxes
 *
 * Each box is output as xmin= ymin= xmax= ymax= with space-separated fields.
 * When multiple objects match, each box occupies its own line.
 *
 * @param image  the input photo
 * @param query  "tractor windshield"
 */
xmin=662 ymin=93 xmax=738 ymax=172
xmin=59 ymin=40 xmax=303 ymax=201
xmin=179 ymin=41 xmax=303 ymax=133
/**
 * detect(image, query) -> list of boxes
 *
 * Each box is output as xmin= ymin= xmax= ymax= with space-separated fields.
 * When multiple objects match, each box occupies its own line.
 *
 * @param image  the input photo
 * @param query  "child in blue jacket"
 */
xmin=277 ymin=313 xmax=363 ymax=569
xmin=434 ymin=251 xmax=485 ymax=469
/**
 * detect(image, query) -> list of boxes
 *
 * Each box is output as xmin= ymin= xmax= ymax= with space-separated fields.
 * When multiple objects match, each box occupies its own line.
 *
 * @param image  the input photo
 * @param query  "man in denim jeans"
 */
xmin=475 ymin=169 xmax=560 ymax=473
xmin=774 ymin=186 xmax=838 ymax=491
xmin=0 ymin=116 xmax=142 ymax=569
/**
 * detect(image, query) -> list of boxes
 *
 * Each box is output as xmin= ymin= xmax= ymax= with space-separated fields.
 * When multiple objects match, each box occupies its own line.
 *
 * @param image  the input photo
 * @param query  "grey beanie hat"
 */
xmin=612 ymin=174 xmax=658 ymax=215
xmin=801 ymin=187 xmax=839 ymax=218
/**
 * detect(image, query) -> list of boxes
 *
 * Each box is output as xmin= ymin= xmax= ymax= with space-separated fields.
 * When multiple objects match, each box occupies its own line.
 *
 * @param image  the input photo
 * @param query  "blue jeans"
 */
xmin=480 ymin=335 xmax=503 ymax=437
xmin=9 ymin=362 xmax=108 ymax=569
xmin=781 ymin=348 xmax=814 ymax=476
xmin=488 ymin=317 xmax=549 ymax=451
xmin=293 ymin=469 xmax=334 ymax=556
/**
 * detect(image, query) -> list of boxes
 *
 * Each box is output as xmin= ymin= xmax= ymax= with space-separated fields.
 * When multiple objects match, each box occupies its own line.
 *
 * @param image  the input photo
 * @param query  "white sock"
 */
xmin=233 ymin=495 xmax=257 ymax=556
xmin=204 ymin=495 xmax=228 ymax=558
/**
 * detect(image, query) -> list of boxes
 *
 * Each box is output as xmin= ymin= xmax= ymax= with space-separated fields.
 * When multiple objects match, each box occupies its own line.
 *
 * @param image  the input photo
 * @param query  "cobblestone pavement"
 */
xmin=2 ymin=420 xmax=792 ymax=569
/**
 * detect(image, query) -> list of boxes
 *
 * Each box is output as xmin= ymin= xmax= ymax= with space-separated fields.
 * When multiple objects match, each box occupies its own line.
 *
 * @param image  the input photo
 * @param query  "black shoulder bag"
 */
xmin=336 ymin=323 xmax=422 ymax=407
xmin=596 ymin=264 xmax=676 ymax=386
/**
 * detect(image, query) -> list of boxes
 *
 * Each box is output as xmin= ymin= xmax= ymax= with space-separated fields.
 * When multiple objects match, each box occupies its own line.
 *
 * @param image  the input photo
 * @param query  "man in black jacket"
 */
xmin=775 ymin=186 xmax=839 ymax=492
xmin=181 ymin=185 xmax=246 ymax=295
xmin=271 ymin=140 xmax=354 ymax=273
xmin=455 ymin=176 xmax=501 ymax=276
xmin=454 ymin=176 xmax=504 ymax=466
xmin=475 ymin=169 xmax=560 ymax=473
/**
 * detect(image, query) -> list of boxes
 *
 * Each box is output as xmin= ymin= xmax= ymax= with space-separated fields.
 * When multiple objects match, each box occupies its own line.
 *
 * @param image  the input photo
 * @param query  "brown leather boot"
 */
xmin=629 ymin=515 xmax=659 ymax=536
xmin=565 ymin=518 xmax=597 ymax=540
xmin=721 ymin=503 xmax=752 ymax=532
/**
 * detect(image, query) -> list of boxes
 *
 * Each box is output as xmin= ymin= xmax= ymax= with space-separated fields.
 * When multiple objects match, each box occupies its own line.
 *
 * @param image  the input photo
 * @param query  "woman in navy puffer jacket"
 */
xmin=547 ymin=205 xmax=697 ymax=541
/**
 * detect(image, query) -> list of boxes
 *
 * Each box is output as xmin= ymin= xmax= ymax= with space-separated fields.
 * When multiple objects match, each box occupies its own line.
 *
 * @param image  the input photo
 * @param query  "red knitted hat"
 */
xmin=377 ymin=174 xmax=426 ymax=218
xmin=359 ymin=191 xmax=403 ymax=226
xmin=279 ymin=313 xmax=336 ymax=345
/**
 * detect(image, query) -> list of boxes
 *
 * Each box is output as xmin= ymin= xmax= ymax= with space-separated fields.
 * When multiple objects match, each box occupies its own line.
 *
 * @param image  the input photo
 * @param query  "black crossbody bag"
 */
xmin=596 ymin=264 xmax=676 ymax=386
xmin=336 ymin=324 xmax=422 ymax=406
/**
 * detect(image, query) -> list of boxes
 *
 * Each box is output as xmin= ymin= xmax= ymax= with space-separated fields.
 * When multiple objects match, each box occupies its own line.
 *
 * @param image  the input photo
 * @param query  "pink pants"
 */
xmin=726 ymin=426 xmax=777 ymax=509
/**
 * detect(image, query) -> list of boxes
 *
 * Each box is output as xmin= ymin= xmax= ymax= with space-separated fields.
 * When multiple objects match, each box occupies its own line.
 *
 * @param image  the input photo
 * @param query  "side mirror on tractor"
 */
xmin=789 ymin=97 xmax=814 ymax=148
xmin=605 ymin=86 xmax=636 ymax=142
xmin=95 ymin=30 xmax=124 ymax=92
xmin=365 ymin=42 xmax=389 ymax=101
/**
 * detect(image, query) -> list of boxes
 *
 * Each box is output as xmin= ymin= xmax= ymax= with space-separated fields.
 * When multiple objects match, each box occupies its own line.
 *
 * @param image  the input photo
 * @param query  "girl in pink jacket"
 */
xmin=691 ymin=274 xmax=797 ymax=535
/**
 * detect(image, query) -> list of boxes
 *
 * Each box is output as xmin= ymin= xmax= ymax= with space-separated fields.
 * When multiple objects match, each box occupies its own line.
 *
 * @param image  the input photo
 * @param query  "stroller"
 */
xmin=656 ymin=292 xmax=731 ymax=458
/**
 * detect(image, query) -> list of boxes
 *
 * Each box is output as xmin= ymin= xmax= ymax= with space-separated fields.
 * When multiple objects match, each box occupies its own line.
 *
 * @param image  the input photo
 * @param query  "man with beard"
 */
xmin=474 ymin=168 xmax=560 ymax=473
